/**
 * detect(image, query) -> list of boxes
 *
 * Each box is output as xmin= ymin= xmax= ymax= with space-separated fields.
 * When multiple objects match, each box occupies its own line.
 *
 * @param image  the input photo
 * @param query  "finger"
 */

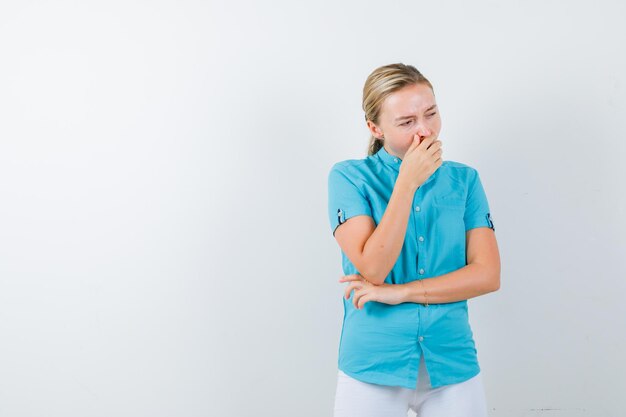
xmin=407 ymin=134 xmax=422 ymax=153
xmin=422 ymin=136 xmax=441 ymax=149
xmin=428 ymin=145 xmax=442 ymax=159
xmin=357 ymin=294 xmax=371 ymax=309
xmin=339 ymin=274 xmax=361 ymax=282
xmin=339 ymin=274 xmax=360 ymax=281
xmin=353 ymin=288 xmax=367 ymax=309
xmin=419 ymin=135 xmax=436 ymax=149
xmin=354 ymin=291 xmax=360 ymax=308
xmin=344 ymin=282 xmax=359 ymax=299
xmin=354 ymin=291 xmax=369 ymax=310
xmin=344 ymin=284 xmax=352 ymax=299
xmin=427 ymin=141 xmax=443 ymax=158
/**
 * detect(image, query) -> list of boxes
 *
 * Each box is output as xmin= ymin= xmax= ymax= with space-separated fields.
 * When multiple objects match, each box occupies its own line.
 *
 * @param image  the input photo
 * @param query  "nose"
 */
xmin=414 ymin=125 xmax=432 ymax=138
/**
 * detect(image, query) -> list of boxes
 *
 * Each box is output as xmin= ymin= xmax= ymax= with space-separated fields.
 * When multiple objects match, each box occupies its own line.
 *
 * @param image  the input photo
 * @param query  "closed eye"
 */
xmin=400 ymin=112 xmax=437 ymax=126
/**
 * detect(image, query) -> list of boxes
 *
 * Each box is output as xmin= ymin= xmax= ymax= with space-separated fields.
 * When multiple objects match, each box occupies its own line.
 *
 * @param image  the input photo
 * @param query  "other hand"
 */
xmin=338 ymin=274 xmax=406 ymax=309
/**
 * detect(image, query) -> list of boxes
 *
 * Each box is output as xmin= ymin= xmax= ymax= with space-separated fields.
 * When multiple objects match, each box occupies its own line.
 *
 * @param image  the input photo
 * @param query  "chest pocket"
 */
xmin=430 ymin=196 xmax=467 ymax=263
xmin=431 ymin=196 xmax=466 ymax=234
xmin=432 ymin=196 xmax=465 ymax=209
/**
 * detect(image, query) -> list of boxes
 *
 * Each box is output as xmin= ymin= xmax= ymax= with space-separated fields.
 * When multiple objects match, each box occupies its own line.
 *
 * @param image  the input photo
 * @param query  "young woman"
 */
xmin=328 ymin=63 xmax=500 ymax=417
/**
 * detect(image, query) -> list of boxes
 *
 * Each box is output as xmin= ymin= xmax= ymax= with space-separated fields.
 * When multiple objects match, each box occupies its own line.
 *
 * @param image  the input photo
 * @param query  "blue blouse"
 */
xmin=327 ymin=145 xmax=495 ymax=389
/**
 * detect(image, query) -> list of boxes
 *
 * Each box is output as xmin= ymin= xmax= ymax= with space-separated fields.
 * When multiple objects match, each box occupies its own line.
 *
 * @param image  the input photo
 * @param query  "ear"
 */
xmin=366 ymin=120 xmax=384 ymax=139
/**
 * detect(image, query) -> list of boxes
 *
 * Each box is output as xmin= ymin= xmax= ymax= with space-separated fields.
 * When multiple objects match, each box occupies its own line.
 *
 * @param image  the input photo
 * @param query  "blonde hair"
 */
xmin=362 ymin=63 xmax=434 ymax=155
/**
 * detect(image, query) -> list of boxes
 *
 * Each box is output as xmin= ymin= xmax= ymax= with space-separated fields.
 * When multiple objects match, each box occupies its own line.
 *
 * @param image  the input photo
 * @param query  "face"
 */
xmin=367 ymin=82 xmax=441 ymax=159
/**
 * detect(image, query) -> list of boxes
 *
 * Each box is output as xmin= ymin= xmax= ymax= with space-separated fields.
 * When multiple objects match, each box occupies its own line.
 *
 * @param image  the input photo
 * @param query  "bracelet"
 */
xmin=420 ymin=279 xmax=429 ymax=307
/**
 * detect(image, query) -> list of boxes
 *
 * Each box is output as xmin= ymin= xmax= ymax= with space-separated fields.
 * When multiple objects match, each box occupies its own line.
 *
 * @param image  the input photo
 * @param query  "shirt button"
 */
xmin=415 ymin=206 xmax=421 ymax=212
xmin=418 ymin=336 xmax=424 ymax=342
xmin=418 ymin=236 xmax=424 ymax=242
xmin=393 ymin=158 xmax=399 ymax=163
xmin=419 ymin=268 xmax=425 ymax=274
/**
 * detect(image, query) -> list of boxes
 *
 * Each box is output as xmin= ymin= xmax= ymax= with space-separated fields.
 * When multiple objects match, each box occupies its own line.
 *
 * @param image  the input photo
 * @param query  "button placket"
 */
xmin=413 ymin=198 xmax=422 ymax=276
xmin=413 ymin=194 xmax=427 ymax=280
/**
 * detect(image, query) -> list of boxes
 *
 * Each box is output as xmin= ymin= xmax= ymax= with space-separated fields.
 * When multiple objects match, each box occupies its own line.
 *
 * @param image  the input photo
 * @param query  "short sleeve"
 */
xmin=327 ymin=163 xmax=373 ymax=237
xmin=464 ymin=169 xmax=496 ymax=232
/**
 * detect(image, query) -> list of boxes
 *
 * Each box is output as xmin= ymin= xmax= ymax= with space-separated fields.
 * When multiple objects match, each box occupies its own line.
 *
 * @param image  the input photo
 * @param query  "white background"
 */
xmin=1 ymin=1 xmax=625 ymax=416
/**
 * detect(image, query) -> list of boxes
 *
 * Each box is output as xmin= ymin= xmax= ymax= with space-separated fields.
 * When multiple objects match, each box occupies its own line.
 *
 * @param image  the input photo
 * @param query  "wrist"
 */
xmin=402 ymin=280 xmax=428 ymax=305
xmin=395 ymin=174 xmax=419 ymax=194
xmin=399 ymin=283 xmax=412 ymax=303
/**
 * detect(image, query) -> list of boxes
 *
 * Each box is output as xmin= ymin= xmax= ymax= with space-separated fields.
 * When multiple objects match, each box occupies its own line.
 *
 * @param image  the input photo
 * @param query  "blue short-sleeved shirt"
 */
xmin=327 ymin=145 xmax=495 ymax=389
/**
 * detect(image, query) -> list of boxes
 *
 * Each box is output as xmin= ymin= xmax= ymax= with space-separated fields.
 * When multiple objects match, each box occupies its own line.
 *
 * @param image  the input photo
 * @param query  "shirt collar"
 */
xmin=375 ymin=145 xmax=402 ymax=170
xmin=375 ymin=145 xmax=438 ymax=186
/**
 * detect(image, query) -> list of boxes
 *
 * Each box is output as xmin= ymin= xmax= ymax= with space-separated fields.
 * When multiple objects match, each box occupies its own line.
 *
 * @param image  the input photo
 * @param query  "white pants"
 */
xmin=333 ymin=354 xmax=489 ymax=417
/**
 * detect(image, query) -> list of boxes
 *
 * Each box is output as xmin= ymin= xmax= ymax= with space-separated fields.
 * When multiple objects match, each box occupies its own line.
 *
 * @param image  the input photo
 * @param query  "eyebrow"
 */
xmin=394 ymin=104 xmax=438 ymax=122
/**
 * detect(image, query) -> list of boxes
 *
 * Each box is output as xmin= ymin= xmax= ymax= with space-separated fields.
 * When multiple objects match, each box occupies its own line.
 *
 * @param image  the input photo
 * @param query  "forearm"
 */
xmin=361 ymin=177 xmax=417 ymax=285
xmin=400 ymin=263 xmax=498 ymax=304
